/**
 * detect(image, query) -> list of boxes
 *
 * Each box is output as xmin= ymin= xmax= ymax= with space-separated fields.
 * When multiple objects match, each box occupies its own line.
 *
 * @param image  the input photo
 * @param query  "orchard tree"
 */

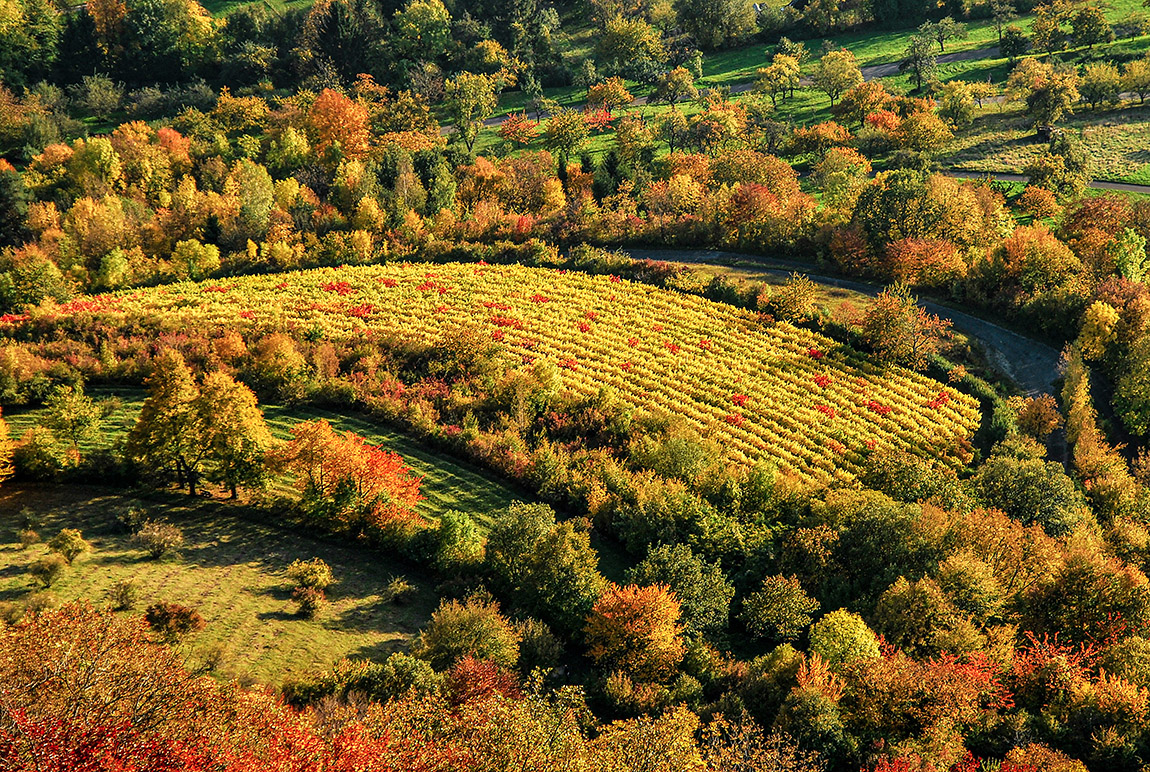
xmin=833 ymin=81 xmax=892 ymax=127
xmin=1080 ymin=62 xmax=1121 ymax=110
xmin=991 ymin=0 xmax=1018 ymax=44
xmin=195 ymin=371 xmax=275 ymax=498
xmin=651 ymin=66 xmax=698 ymax=111
xmin=595 ymin=17 xmax=666 ymax=80
xmin=543 ymin=108 xmax=589 ymax=169
xmin=860 ymin=283 xmax=952 ymax=370
xmin=586 ymin=77 xmax=634 ymax=114
xmin=1007 ymin=58 xmax=1080 ymax=128
xmin=445 ymin=72 xmax=499 ymax=153
xmin=812 ymin=49 xmax=862 ymax=106
xmin=1124 ymin=56 xmax=1150 ymax=104
xmin=1000 ymin=25 xmax=1029 ymax=60
xmin=756 ymin=54 xmax=801 ymax=106
xmin=919 ymin=16 xmax=967 ymax=52
xmin=938 ymin=81 xmax=976 ymax=127
xmin=1072 ymin=5 xmax=1112 ymax=48
xmin=585 ymin=583 xmax=685 ymax=682
xmin=901 ymin=35 xmax=937 ymax=90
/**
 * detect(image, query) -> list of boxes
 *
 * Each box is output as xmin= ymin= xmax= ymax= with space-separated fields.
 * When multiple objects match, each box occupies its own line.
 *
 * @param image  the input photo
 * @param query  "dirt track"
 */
xmin=622 ymin=248 xmax=1063 ymax=396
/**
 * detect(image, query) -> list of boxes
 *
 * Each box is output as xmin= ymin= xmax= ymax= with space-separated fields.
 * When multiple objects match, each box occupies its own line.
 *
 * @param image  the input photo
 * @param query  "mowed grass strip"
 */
xmin=3 ymin=394 xmax=527 ymax=530
xmin=0 ymin=486 xmax=438 ymax=685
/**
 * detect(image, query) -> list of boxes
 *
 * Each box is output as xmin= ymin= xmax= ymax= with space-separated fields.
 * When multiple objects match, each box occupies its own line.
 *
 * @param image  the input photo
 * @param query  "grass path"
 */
xmin=4 ymin=393 xmax=528 ymax=530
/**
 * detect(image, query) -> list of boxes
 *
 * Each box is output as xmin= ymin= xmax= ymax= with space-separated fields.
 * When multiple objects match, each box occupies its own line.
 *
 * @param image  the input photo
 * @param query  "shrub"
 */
xmin=17 ymin=529 xmax=39 ymax=549
xmin=516 ymin=618 xmax=562 ymax=675
xmin=292 ymin=587 xmax=326 ymax=618
xmin=413 ymin=595 xmax=521 ymax=670
xmin=106 ymin=579 xmax=137 ymax=611
xmin=48 ymin=528 xmax=90 ymax=564
xmin=286 ymin=558 xmax=334 ymax=591
xmin=145 ymin=602 xmax=206 ymax=641
xmin=24 ymin=591 xmax=59 ymax=614
xmin=114 ymin=507 xmax=147 ymax=534
xmin=130 ymin=521 xmax=184 ymax=559
xmin=29 ymin=554 xmax=68 ymax=587
xmin=1019 ymin=185 xmax=1061 ymax=220
xmin=384 ymin=575 xmax=415 ymax=604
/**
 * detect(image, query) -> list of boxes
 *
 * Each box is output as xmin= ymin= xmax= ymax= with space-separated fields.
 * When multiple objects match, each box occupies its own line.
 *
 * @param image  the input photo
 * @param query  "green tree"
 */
xmin=413 ymin=595 xmax=521 ymax=670
xmin=596 ymin=16 xmax=666 ymax=80
xmin=170 ymin=239 xmax=220 ymax=281
xmin=393 ymin=0 xmax=450 ymax=62
xmin=991 ymin=0 xmax=1018 ymax=44
xmin=808 ymin=608 xmax=880 ymax=667
xmin=812 ymin=49 xmax=862 ymax=105
xmin=434 ymin=509 xmax=485 ymax=572
xmin=919 ymin=16 xmax=967 ymax=52
xmin=42 ymin=383 xmax=101 ymax=454
xmin=1112 ymin=227 xmax=1149 ymax=282
xmin=445 ymin=72 xmax=499 ymax=153
xmin=675 ymin=0 xmax=757 ymax=49
xmin=938 ymin=80 xmax=975 ymax=127
xmin=974 ymin=448 xmax=1089 ymax=535
xmin=484 ymin=503 xmax=608 ymax=637
xmin=740 ymin=575 xmax=820 ymax=643
xmin=629 ymin=544 xmax=734 ymax=635
xmin=1116 ymin=337 xmax=1150 ymax=436
xmin=901 ymin=35 xmax=937 ymax=90
xmin=1000 ymin=25 xmax=1030 ymax=61
xmin=0 ymin=163 xmax=30 ymax=248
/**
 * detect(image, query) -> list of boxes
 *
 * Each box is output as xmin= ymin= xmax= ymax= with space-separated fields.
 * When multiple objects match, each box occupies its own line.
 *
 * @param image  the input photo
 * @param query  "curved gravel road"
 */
xmin=622 ymin=248 xmax=1063 ymax=396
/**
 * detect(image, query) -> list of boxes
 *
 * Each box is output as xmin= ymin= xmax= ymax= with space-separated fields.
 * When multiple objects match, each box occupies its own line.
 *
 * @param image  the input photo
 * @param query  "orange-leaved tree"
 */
xmin=279 ymin=418 xmax=424 ymax=534
xmin=308 ymin=89 xmax=371 ymax=166
xmin=585 ymin=583 xmax=685 ymax=683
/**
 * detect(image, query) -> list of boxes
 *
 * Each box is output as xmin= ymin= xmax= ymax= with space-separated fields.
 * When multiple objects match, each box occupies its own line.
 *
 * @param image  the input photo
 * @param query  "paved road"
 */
xmin=622 ymin=248 xmax=1063 ymax=396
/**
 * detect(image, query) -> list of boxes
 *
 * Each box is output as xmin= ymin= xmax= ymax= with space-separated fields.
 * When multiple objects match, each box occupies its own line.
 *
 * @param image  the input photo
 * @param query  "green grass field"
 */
xmin=4 ymin=392 xmax=527 ymax=530
xmin=0 ymin=485 xmax=438 ymax=685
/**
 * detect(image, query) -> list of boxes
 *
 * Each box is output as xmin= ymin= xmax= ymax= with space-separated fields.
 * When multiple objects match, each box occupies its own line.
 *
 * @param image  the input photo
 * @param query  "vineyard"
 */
xmin=22 ymin=263 xmax=981 ymax=485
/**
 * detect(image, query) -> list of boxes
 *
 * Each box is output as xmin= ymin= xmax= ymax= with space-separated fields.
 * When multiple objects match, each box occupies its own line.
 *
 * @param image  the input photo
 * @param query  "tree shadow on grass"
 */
xmin=345 ymin=637 xmax=410 ymax=663
xmin=257 ymin=608 xmax=298 ymax=622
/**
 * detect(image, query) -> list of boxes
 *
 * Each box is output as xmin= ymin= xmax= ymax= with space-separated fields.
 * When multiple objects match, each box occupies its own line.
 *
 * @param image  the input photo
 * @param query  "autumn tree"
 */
xmin=586 ymin=77 xmax=633 ymax=114
xmin=393 ymin=0 xmax=450 ymax=62
xmin=585 ymin=583 xmax=685 ymax=682
xmin=445 ymin=72 xmax=499 ymax=153
xmin=595 ymin=17 xmax=666 ymax=80
xmin=1072 ymin=4 xmax=1111 ymax=48
xmin=1080 ymin=62 xmax=1121 ymax=110
xmin=808 ymin=608 xmax=880 ymax=667
xmin=543 ymin=108 xmax=589 ymax=169
xmin=279 ymin=418 xmax=424 ymax=534
xmin=0 ymin=408 xmax=12 ymax=486
xmin=1007 ymin=58 xmax=1080 ymax=128
xmin=194 ymin=371 xmax=275 ymax=498
xmin=676 ymin=0 xmax=757 ymax=49
xmin=1123 ymin=56 xmax=1150 ymax=104
xmin=812 ymin=49 xmax=862 ymax=106
xmin=308 ymin=88 xmax=371 ymax=165
xmin=756 ymin=54 xmax=801 ymax=106
xmin=920 ymin=16 xmax=968 ymax=52
xmin=126 ymin=349 xmax=202 ymax=494
xmin=859 ymin=283 xmax=952 ymax=370
xmin=651 ymin=66 xmax=698 ymax=111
